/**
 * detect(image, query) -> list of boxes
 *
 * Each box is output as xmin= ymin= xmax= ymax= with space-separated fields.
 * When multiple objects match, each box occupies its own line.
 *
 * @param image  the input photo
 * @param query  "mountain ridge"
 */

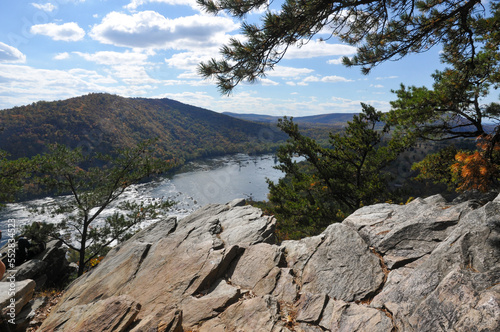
xmin=223 ymin=111 xmax=356 ymax=124
xmin=0 ymin=93 xmax=287 ymax=160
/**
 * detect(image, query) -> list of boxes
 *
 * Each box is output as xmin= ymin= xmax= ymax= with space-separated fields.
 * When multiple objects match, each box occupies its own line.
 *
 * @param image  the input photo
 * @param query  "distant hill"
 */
xmin=0 ymin=93 xmax=287 ymax=160
xmin=223 ymin=112 xmax=356 ymax=125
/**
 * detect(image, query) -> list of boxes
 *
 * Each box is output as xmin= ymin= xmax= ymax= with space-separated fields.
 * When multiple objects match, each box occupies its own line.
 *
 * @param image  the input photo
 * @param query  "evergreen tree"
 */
xmin=267 ymin=104 xmax=407 ymax=239
xmin=198 ymin=0 xmax=489 ymax=94
xmin=387 ymin=1 xmax=500 ymax=192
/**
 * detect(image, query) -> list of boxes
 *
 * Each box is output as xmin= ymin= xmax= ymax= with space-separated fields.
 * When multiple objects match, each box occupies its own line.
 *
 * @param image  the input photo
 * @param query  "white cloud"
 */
xmin=284 ymin=39 xmax=357 ymax=59
xmin=90 ymin=11 xmax=238 ymax=50
xmin=327 ymin=56 xmax=352 ymax=65
xmin=164 ymin=50 xmax=220 ymax=80
xmin=165 ymin=51 xmax=215 ymax=70
xmin=74 ymin=50 xmax=161 ymax=85
xmin=301 ymin=75 xmax=353 ymax=84
xmin=260 ymin=78 xmax=279 ymax=86
xmin=75 ymin=50 xmax=150 ymax=65
xmin=266 ymin=65 xmax=314 ymax=78
xmin=303 ymin=76 xmax=320 ymax=83
xmin=155 ymin=90 xmax=392 ymax=116
xmin=0 ymin=64 xmax=118 ymax=109
xmin=54 ymin=52 xmax=70 ymax=60
xmin=125 ymin=0 xmax=199 ymax=11
xmin=370 ymin=84 xmax=384 ymax=88
xmin=0 ymin=43 xmax=26 ymax=63
xmin=322 ymin=75 xmax=353 ymax=83
xmin=31 ymin=2 xmax=56 ymax=12
xmin=110 ymin=64 xmax=161 ymax=85
xmin=322 ymin=96 xmax=390 ymax=112
xmin=30 ymin=22 xmax=85 ymax=41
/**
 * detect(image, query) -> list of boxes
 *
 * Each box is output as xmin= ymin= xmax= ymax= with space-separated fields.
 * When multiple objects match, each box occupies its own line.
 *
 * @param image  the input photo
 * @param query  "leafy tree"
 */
xmin=411 ymin=145 xmax=459 ymax=191
xmin=0 ymin=150 xmax=35 ymax=208
xmin=35 ymin=141 xmax=175 ymax=276
xmin=267 ymin=104 xmax=407 ymax=239
xmin=198 ymin=0 xmax=489 ymax=93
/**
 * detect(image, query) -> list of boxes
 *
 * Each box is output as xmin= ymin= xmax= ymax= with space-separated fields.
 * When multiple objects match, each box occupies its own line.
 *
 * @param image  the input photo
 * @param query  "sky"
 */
xmin=0 ymin=0 xmax=453 ymax=117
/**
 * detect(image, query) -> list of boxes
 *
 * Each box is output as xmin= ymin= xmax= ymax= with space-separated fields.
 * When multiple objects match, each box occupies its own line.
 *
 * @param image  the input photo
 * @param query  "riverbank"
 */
xmin=0 ymin=153 xmax=284 ymax=247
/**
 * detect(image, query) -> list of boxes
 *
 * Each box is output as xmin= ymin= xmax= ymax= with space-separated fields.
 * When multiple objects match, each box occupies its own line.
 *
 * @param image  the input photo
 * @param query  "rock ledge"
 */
xmin=35 ymin=195 xmax=500 ymax=331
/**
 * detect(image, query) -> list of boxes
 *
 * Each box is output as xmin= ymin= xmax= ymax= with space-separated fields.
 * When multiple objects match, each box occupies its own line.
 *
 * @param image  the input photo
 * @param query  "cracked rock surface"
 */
xmin=37 ymin=194 xmax=500 ymax=331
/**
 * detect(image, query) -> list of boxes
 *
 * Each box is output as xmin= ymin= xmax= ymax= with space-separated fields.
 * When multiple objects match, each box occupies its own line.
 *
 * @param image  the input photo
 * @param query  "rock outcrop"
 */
xmin=35 ymin=195 xmax=500 ymax=331
xmin=1 ymin=239 xmax=74 ymax=289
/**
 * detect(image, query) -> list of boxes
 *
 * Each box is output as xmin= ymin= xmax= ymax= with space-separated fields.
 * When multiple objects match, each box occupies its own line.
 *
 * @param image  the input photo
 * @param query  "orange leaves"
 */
xmin=89 ymin=256 xmax=104 ymax=268
xmin=451 ymin=136 xmax=499 ymax=192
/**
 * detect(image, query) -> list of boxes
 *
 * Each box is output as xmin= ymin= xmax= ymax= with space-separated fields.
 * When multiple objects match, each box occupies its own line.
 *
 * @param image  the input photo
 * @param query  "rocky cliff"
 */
xmin=36 ymin=195 xmax=500 ymax=331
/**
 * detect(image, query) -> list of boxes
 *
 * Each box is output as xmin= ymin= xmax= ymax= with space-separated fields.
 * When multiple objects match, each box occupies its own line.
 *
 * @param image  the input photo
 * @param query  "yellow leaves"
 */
xmin=452 ymin=150 xmax=497 ymax=192
xmin=89 ymin=256 xmax=104 ymax=268
xmin=449 ymin=134 xmax=500 ymax=192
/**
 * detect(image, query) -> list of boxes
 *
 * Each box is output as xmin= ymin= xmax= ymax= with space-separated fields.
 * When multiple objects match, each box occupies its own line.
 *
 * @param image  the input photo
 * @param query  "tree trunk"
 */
xmin=77 ymin=220 xmax=89 ymax=276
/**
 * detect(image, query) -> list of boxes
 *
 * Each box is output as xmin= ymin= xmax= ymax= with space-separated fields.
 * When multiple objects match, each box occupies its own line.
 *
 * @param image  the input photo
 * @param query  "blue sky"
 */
xmin=0 ymin=0 xmax=451 ymax=116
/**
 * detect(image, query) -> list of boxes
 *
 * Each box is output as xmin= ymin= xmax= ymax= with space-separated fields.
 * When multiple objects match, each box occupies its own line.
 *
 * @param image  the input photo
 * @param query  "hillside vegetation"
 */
xmin=0 ymin=93 xmax=287 ymax=161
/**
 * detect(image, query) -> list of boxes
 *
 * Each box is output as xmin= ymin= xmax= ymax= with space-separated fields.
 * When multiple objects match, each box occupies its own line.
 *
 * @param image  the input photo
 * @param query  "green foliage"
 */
xmin=20 ymin=222 xmax=56 ymax=246
xmin=387 ymin=1 xmax=499 ymax=142
xmin=0 ymin=150 xmax=36 ymax=207
xmin=267 ymin=104 xmax=407 ymax=240
xmin=198 ymin=0 xmax=487 ymax=93
xmin=34 ymin=140 xmax=175 ymax=276
xmin=412 ymin=145 xmax=459 ymax=191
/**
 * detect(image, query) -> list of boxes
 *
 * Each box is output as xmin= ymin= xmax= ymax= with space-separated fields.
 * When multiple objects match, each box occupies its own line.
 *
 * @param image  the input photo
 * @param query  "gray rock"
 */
xmin=198 ymin=295 xmax=280 ymax=332
xmin=0 ymin=279 xmax=36 ymax=317
xmin=272 ymin=268 xmax=298 ymax=303
xmin=38 ymin=295 xmax=141 ymax=332
xmin=2 ymin=239 xmax=72 ymax=288
xmin=320 ymin=298 xmax=393 ymax=332
xmin=35 ymin=197 xmax=500 ymax=331
xmin=13 ymin=296 xmax=48 ymax=332
xmin=299 ymin=223 xmax=385 ymax=302
xmin=372 ymin=199 xmax=500 ymax=331
xmin=37 ymin=202 xmax=277 ymax=331
xmin=295 ymin=292 xmax=328 ymax=323
xmin=229 ymin=243 xmax=284 ymax=295
xmin=181 ymin=279 xmax=241 ymax=328
xmin=14 ymin=259 xmax=48 ymax=281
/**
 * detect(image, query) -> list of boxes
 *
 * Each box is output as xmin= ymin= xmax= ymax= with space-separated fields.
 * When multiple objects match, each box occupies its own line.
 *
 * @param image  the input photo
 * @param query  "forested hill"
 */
xmin=223 ymin=112 xmax=356 ymax=125
xmin=0 ymin=93 xmax=287 ymax=160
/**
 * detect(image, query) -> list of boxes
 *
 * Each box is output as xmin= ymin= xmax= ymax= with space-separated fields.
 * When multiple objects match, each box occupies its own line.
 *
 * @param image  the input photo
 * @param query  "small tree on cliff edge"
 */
xmin=36 ymin=140 xmax=175 ymax=276
xmin=267 ymin=104 xmax=408 ymax=239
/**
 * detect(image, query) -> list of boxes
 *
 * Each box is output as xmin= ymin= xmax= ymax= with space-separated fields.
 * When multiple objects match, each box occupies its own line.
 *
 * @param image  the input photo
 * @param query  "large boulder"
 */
xmin=36 ymin=195 xmax=500 ymax=331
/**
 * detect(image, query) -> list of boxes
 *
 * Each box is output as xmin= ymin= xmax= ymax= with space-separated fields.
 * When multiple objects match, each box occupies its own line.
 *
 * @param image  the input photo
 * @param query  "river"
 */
xmin=0 ymin=153 xmax=285 ymax=246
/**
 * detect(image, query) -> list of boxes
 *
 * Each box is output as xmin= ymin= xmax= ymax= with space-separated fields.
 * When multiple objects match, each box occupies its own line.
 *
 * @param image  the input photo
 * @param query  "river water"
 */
xmin=0 ymin=153 xmax=284 ymax=246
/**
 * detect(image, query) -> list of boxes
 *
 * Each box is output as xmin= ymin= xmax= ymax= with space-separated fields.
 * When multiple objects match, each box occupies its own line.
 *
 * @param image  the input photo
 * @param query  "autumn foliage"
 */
xmin=414 ymin=135 xmax=500 ymax=193
xmin=451 ymin=136 xmax=500 ymax=192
